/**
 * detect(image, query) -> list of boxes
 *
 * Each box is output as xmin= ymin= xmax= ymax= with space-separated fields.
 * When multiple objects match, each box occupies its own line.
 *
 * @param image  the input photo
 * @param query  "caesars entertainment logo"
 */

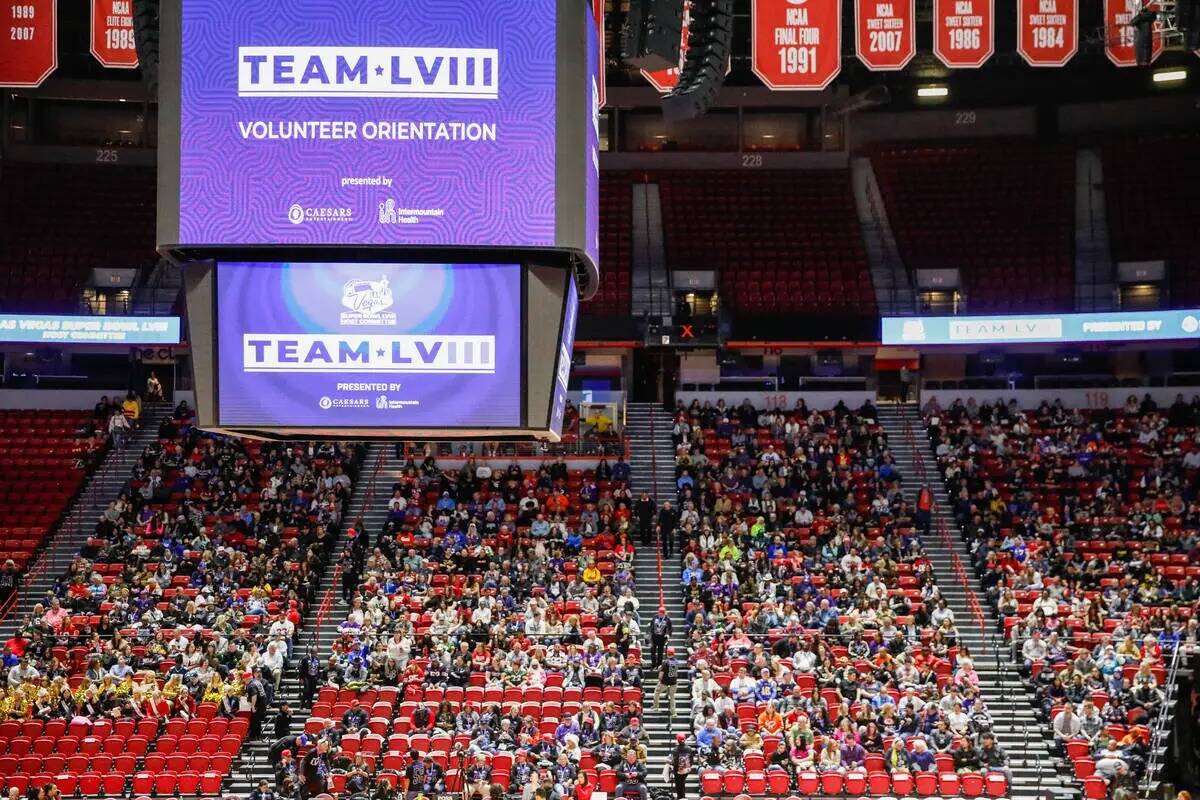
xmin=287 ymin=203 xmax=353 ymax=225
xmin=318 ymin=396 xmax=369 ymax=410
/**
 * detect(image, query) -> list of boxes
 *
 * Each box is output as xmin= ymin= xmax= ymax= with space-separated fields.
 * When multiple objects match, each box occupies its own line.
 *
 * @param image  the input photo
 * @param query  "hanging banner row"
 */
xmin=0 ymin=0 xmax=1174 ymax=89
xmin=638 ymin=0 xmax=1172 ymax=94
xmin=0 ymin=0 xmax=136 ymax=88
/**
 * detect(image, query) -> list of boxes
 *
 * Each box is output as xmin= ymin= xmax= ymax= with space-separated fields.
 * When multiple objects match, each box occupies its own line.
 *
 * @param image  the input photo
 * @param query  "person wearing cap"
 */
xmin=654 ymin=645 xmax=681 ymax=726
xmin=649 ymin=606 xmax=673 ymax=667
xmin=342 ymin=697 xmax=369 ymax=732
xmin=669 ymin=733 xmax=694 ymax=800
xmin=274 ymin=748 xmax=297 ymax=791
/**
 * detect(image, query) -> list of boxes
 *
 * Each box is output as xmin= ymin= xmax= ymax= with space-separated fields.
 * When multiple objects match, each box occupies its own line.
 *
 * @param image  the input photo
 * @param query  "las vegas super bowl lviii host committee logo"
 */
xmin=340 ymin=276 xmax=397 ymax=326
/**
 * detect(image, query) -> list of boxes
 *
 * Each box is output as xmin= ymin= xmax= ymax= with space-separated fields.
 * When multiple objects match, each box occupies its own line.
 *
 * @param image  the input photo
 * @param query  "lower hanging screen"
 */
xmin=216 ymin=261 xmax=523 ymax=428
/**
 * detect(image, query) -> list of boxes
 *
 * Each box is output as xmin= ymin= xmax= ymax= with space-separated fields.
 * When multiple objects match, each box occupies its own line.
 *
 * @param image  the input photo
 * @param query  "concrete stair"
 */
xmin=222 ymin=442 xmax=387 ymax=796
xmin=626 ymin=403 xmax=676 ymax=504
xmin=0 ymin=401 xmax=175 ymax=641
xmin=876 ymin=404 xmax=1077 ymax=800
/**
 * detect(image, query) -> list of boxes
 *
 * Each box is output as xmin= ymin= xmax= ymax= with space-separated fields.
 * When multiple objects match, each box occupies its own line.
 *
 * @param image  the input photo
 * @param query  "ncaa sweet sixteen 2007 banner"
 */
xmin=178 ymin=0 xmax=557 ymax=248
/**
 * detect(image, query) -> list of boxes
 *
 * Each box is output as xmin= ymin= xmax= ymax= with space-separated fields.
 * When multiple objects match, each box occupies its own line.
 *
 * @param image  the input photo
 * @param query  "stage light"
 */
xmin=1152 ymin=68 xmax=1188 ymax=83
xmin=916 ymin=86 xmax=949 ymax=99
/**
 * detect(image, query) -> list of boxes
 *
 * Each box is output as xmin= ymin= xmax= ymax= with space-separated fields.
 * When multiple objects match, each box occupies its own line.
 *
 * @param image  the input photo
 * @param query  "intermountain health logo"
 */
xmin=340 ymin=276 xmax=397 ymax=326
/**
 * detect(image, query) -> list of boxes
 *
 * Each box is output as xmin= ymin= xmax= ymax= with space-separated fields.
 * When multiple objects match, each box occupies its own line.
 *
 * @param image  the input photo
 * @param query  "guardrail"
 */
xmin=312 ymin=445 xmax=385 ymax=650
xmin=1141 ymin=640 xmax=1184 ymax=800
xmin=649 ymin=407 xmax=666 ymax=610
xmin=0 ymin=425 xmax=137 ymax=631
xmin=901 ymin=416 xmax=989 ymax=642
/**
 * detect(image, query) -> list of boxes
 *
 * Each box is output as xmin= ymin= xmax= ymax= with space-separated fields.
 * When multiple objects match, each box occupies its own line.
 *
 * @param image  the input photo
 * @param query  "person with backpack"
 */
xmin=654 ymin=646 xmax=680 ymax=727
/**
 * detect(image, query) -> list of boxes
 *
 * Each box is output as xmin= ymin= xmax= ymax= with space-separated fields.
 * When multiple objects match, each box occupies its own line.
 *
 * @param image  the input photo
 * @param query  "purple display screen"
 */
xmin=216 ymin=262 xmax=522 ymax=428
xmin=549 ymin=276 xmax=579 ymax=437
xmin=179 ymin=0 xmax=556 ymax=248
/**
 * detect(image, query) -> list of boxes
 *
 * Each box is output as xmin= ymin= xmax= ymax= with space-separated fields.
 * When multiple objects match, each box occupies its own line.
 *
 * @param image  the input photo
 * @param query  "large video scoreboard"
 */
xmin=161 ymin=0 xmax=599 ymax=440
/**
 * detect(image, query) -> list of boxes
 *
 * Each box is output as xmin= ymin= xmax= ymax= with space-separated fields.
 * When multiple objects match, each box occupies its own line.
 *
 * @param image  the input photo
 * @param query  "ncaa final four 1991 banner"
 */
xmin=174 ymin=0 xmax=558 ymax=249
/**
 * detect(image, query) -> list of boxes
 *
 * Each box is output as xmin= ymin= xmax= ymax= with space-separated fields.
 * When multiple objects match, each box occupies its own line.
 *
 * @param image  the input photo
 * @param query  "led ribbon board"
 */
xmin=883 ymin=309 xmax=1200 ymax=346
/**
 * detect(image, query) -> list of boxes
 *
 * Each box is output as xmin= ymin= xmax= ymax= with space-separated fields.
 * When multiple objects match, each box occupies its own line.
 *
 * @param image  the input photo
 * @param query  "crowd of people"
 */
xmin=925 ymin=394 xmax=1200 ymax=795
xmin=0 ymin=399 xmax=362 ymax=798
xmin=667 ymin=397 xmax=1012 ymax=792
xmin=274 ymin=452 xmax=654 ymax=800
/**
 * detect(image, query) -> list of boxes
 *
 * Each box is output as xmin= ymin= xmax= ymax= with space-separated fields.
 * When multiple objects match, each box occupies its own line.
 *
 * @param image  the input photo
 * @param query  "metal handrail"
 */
xmin=649 ymin=407 xmax=665 ymax=610
xmin=0 ymin=420 xmax=140 ymax=630
xmin=1140 ymin=640 xmax=1184 ymax=800
xmin=314 ymin=446 xmax=386 ymax=648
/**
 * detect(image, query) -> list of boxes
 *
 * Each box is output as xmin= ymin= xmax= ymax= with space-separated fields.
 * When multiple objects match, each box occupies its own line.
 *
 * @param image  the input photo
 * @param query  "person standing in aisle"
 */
xmin=649 ymin=606 xmax=672 ymax=667
xmin=668 ymin=733 xmax=694 ymax=800
xmin=654 ymin=646 xmax=680 ymax=728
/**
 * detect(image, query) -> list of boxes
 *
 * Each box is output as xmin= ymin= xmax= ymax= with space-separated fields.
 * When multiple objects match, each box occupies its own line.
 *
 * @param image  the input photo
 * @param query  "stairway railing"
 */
xmin=0 ymin=418 xmax=144 ymax=630
xmin=1140 ymin=640 xmax=1184 ymax=800
xmin=649 ymin=407 xmax=666 ymax=610
xmin=313 ymin=445 xmax=385 ymax=649
xmin=901 ymin=415 xmax=991 ymax=642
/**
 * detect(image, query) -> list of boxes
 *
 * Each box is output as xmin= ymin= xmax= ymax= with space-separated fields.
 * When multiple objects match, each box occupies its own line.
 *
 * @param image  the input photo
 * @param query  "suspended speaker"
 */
xmin=661 ymin=0 xmax=733 ymax=123
xmin=133 ymin=0 xmax=161 ymax=99
xmin=622 ymin=0 xmax=684 ymax=71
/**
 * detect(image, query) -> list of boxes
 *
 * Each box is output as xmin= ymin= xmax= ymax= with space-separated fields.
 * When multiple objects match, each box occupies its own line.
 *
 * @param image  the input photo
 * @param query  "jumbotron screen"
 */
xmin=158 ymin=0 xmax=598 ymax=273
xmin=215 ymin=261 xmax=523 ymax=429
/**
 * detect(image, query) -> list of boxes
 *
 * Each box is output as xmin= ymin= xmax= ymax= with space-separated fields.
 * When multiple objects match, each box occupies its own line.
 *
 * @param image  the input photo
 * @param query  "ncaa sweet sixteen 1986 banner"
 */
xmin=178 ymin=0 xmax=557 ymax=248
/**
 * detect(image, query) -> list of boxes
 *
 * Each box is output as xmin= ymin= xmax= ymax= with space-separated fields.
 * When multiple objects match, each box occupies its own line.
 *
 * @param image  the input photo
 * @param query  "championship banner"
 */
xmin=1105 ymin=0 xmax=1162 ymax=66
xmin=1017 ymin=0 xmax=1077 ymax=66
xmin=933 ymin=0 xmax=994 ymax=68
xmin=751 ymin=0 xmax=841 ymax=90
xmin=91 ymin=0 xmax=139 ymax=68
xmin=594 ymin=0 xmax=606 ymax=108
xmin=855 ymin=0 xmax=916 ymax=71
xmin=0 ymin=0 xmax=57 ymax=87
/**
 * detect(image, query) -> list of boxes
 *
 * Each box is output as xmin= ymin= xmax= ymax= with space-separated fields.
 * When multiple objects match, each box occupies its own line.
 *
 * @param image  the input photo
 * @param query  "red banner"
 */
xmin=855 ymin=0 xmax=916 ymax=71
xmin=1105 ymin=0 xmax=1162 ymax=66
xmin=933 ymin=0 xmax=994 ymax=68
xmin=0 ymin=0 xmax=57 ymax=87
xmin=1017 ymin=0 xmax=1077 ymax=66
xmin=752 ymin=0 xmax=841 ymax=90
xmin=91 ymin=0 xmax=139 ymax=69
xmin=593 ymin=0 xmax=605 ymax=109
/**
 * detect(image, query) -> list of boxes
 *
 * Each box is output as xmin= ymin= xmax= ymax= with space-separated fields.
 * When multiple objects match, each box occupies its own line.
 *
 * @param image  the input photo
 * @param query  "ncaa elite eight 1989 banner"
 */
xmin=177 ymin=0 xmax=558 ymax=248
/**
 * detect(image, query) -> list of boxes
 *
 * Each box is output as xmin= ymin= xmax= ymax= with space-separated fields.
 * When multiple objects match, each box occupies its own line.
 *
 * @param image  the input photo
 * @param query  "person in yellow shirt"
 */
xmin=122 ymin=391 xmax=142 ymax=422
xmin=581 ymin=561 xmax=602 ymax=585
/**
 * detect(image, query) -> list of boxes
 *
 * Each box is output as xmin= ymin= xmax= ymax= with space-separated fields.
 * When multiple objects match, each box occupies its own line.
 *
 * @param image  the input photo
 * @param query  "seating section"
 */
xmin=671 ymin=399 xmax=1010 ymax=797
xmin=655 ymin=171 xmax=875 ymax=314
xmin=0 ymin=163 xmax=157 ymax=312
xmin=871 ymin=141 xmax=1074 ymax=312
xmin=1101 ymin=132 xmax=1200 ymax=306
xmin=0 ymin=409 xmax=108 ymax=571
xmin=309 ymin=455 xmax=648 ymax=797
xmin=925 ymin=396 xmax=1198 ymax=796
xmin=584 ymin=171 xmax=633 ymax=316
xmin=0 ymin=401 xmax=361 ymax=799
